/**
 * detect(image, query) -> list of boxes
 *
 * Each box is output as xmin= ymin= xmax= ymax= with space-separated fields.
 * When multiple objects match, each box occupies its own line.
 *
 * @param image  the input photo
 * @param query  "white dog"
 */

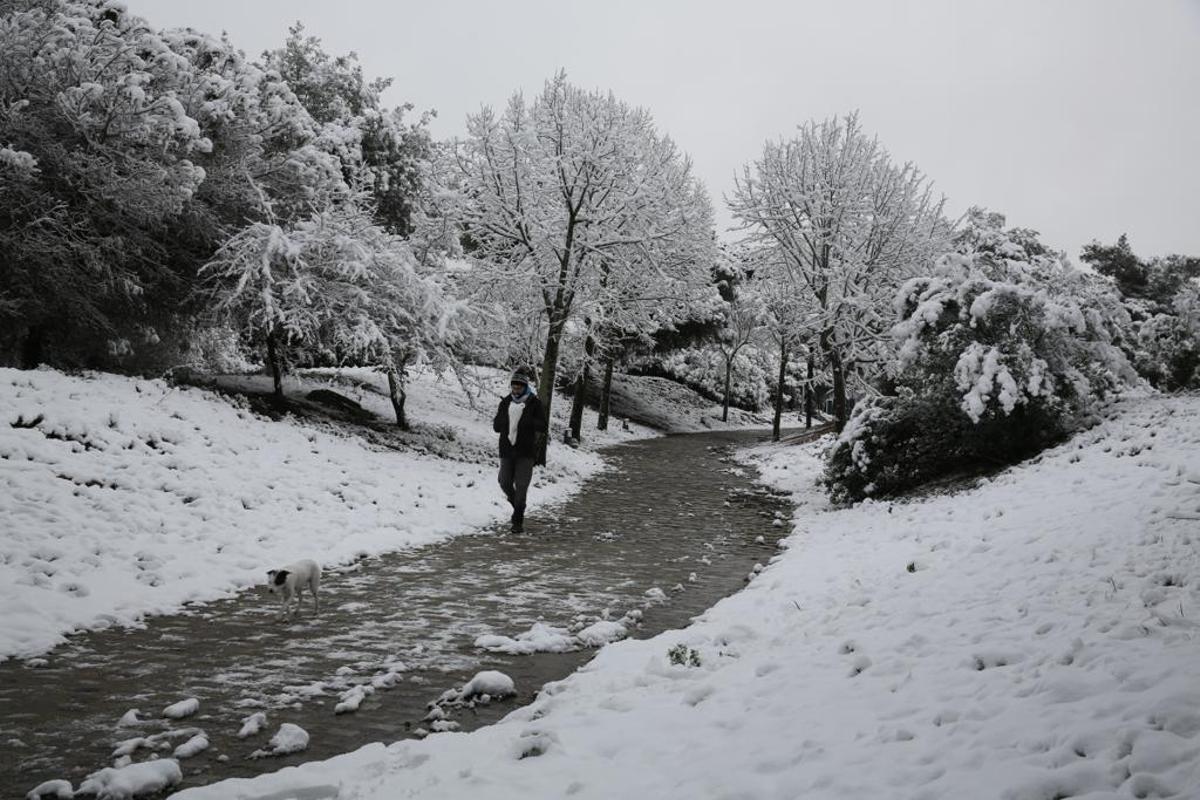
xmin=266 ymin=560 xmax=321 ymax=619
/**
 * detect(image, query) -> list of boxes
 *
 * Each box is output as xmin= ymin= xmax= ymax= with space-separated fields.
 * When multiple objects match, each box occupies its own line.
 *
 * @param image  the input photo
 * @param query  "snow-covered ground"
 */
xmin=175 ymin=394 xmax=1200 ymax=800
xmin=0 ymin=365 xmax=656 ymax=661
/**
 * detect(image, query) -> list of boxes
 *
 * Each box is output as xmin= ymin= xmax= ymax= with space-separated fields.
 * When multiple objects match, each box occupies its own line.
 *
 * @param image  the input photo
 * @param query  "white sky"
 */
xmin=140 ymin=0 xmax=1200 ymax=261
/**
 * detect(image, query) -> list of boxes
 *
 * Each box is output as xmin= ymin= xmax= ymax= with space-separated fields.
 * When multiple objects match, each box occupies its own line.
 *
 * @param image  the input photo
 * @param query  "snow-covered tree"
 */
xmin=453 ymin=72 xmax=713 ymax=461
xmin=199 ymin=201 xmax=457 ymax=416
xmin=730 ymin=112 xmax=949 ymax=431
xmin=1134 ymin=284 xmax=1200 ymax=390
xmin=263 ymin=23 xmax=432 ymax=235
xmin=714 ymin=267 xmax=766 ymax=422
xmin=0 ymin=1 xmax=213 ymax=366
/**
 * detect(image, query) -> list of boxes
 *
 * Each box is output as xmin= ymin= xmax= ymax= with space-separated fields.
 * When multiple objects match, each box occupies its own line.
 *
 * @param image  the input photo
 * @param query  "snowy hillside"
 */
xmin=175 ymin=395 xmax=1200 ymax=800
xmin=0 ymin=366 xmax=654 ymax=661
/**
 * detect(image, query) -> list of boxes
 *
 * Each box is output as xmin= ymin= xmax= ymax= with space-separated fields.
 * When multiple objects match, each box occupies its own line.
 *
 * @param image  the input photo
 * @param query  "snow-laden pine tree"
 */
xmin=0 ymin=1 xmax=214 ymax=366
xmin=825 ymin=210 xmax=1136 ymax=503
xmin=729 ymin=112 xmax=950 ymax=431
xmin=453 ymin=72 xmax=713 ymax=461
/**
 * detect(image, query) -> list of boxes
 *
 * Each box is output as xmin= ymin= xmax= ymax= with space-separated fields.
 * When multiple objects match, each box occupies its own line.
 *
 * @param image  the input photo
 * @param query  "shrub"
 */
xmin=1132 ymin=286 xmax=1200 ymax=391
xmin=825 ymin=211 xmax=1135 ymax=504
xmin=667 ymin=644 xmax=702 ymax=667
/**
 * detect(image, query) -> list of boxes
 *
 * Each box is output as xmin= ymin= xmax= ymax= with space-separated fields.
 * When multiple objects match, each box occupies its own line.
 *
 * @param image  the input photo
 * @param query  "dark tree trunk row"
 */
xmin=597 ymin=355 xmax=615 ymax=431
xmin=568 ymin=331 xmax=596 ymax=441
xmin=772 ymin=338 xmax=787 ymax=442
xmin=266 ymin=329 xmax=284 ymax=406
xmin=387 ymin=367 xmax=409 ymax=431
xmin=805 ymin=352 xmax=815 ymax=430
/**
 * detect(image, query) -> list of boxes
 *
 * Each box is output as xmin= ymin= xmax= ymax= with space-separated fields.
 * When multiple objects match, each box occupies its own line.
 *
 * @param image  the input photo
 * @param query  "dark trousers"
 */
xmin=498 ymin=456 xmax=534 ymax=521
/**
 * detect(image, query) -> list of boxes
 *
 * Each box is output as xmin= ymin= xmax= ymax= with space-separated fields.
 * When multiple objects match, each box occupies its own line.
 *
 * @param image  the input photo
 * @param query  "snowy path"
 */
xmin=5 ymin=428 xmax=796 ymax=796
xmin=167 ymin=396 xmax=1200 ymax=800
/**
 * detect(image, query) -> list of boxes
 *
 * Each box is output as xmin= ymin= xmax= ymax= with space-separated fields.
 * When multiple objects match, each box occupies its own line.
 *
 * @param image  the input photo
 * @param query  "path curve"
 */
xmin=3 ymin=428 xmax=796 ymax=797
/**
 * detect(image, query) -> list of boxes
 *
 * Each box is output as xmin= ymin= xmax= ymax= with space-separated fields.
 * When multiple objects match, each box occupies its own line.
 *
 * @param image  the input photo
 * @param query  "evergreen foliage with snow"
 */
xmin=826 ymin=210 xmax=1135 ymax=504
xmin=0 ymin=1 xmax=432 ymax=377
xmin=1081 ymin=235 xmax=1200 ymax=391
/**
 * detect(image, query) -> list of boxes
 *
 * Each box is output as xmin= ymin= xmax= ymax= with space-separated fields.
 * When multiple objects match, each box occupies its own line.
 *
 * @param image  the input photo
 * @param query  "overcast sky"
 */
xmin=141 ymin=0 xmax=1200 ymax=261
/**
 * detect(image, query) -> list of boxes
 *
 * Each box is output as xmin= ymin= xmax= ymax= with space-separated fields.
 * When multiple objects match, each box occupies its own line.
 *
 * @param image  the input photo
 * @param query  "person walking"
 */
xmin=493 ymin=369 xmax=546 ymax=533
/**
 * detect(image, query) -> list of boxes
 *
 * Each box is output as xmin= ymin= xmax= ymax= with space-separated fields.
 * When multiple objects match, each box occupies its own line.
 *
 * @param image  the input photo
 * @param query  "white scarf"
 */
xmin=508 ymin=398 xmax=526 ymax=446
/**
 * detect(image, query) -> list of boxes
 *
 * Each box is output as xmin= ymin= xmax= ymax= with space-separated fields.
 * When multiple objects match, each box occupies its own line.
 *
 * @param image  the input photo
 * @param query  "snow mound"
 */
xmin=334 ymin=684 xmax=375 ymax=714
xmin=236 ymin=711 xmax=267 ymax=738
xmin=474 ymin=622 xmax=576 ymax=655
xmin=643 ymin=587 xmax=667 ymax=604
xmin=116 ymin=709 xmax=140 ymax=727
xmin=250 ymin=723 xmax=309 ymax=758
xmin=161 ymin=698 xmax=198 ymax=719
xmin=25 ymin=779 xmax=72 ymax=800
xmin=78 ymin=759 xmax=181 ymax=800
xmin=172 ymin=733 xmax=209 ymax=759
xmin=462 ymin=670 xmax=515 ymax=699
xmin=575 ymin=619 xmax=627 ymax=647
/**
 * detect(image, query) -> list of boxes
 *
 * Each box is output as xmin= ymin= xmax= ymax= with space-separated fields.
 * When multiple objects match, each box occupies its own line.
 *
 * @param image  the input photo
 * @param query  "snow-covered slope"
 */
xmin=607 ymin=373 xmax=773 ymax=432
xmin=175 ymin=394 xmax=1200 ymax=800
xmin=0 ymin=366 xmax=653 ymax=661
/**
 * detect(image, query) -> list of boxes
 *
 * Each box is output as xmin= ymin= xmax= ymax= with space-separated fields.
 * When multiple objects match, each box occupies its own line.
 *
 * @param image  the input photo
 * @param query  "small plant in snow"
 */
xmin=668 ymin=644 xmax=702 ymax=667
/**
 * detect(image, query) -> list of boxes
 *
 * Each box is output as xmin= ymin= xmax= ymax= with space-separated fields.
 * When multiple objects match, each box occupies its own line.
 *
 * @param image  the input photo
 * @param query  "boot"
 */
xmin=511 ymin=505 xmax=525 ymax=534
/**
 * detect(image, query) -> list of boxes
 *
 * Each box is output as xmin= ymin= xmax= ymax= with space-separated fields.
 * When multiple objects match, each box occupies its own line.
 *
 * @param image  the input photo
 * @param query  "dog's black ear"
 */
xmin=273 ymin=570 xmax=289 ymax=586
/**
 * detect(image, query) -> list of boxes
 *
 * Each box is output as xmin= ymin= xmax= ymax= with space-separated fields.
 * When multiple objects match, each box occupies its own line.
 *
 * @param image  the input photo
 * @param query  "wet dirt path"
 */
xmin=2 ymin=429 xmax=796 ymax=797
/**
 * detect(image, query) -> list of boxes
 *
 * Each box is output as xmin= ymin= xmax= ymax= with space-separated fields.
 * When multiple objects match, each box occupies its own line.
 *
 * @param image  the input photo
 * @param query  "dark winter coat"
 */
xmin=493 ymin=394 xmax=546 ymax=459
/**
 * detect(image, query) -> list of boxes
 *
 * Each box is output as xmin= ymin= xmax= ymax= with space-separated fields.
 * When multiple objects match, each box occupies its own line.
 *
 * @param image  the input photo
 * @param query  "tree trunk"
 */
xmin=721 ymin=356 xmax=733 ymax=422
xmin=568 ymin=333 xmax=595 ymax=442
xmin=772 ymin=339 xmax=787 ymax=442
xmin=534 ymin=316 xmax=566 ymax=466
xmin=265 ymin=330 xmax=284 ymax=407
xmin=597 ymin=356 xmax=615 ymax=431
xmin=387 ymin=368 xmax=409 ymax=430
xmin=829 ymin=348 xmax=848 ymax=432
xmin=804 ymin=352 xmax=815 ymax=430
xmin=818 ymin=328 xmax=849 ymax=431
xmin=19 ymin=325 xmax=45 ymax=370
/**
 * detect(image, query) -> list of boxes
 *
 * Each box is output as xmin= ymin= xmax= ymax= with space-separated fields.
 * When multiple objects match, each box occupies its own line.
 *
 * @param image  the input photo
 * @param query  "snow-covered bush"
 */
xmin=826 ymin=210 xmax=1135 ymax=504
xmin=652 ymin=346 xmax=770 ymax=411
xmin=1134 ymin=286 xmax=1200 ymax=390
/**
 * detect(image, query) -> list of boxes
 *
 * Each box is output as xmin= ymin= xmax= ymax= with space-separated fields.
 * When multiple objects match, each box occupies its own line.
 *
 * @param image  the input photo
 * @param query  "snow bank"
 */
xmin=78 ymin=759 xmax=181 ymax=799
xmin=173 ymin=395 xmax=1200 ymax=799
xmin=0 ymin=366 xmax=654 ymax=659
